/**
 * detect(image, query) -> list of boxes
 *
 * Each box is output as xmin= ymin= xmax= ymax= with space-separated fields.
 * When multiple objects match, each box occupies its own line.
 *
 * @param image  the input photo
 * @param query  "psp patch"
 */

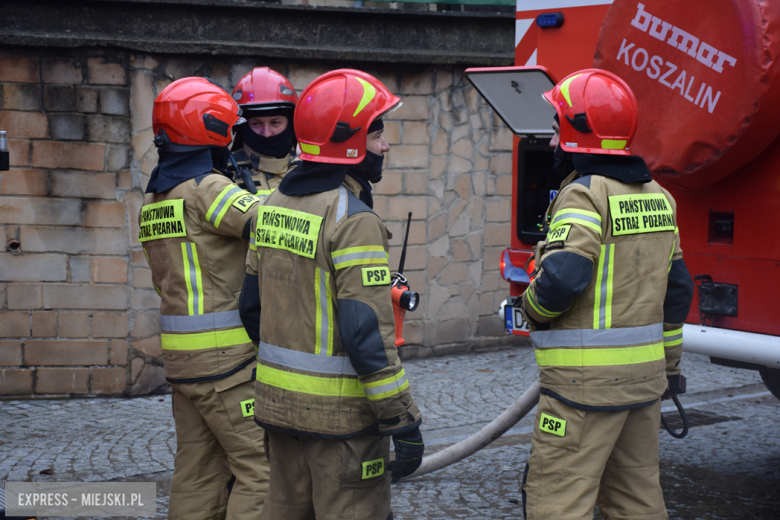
xmin=232 ymin=193 xmax=262 ymax=213
xmin=240 ymin=398 xmax=255 ymax=418
xmin=361 ymin=458 xmax=385 ymax=480
xmin=362 ymin=266 xmax=391 ymax=286
xmin=547 ymin=224 xmax=571 ymax=243
xmin=539 ymin=413 xmax=566 ymax=437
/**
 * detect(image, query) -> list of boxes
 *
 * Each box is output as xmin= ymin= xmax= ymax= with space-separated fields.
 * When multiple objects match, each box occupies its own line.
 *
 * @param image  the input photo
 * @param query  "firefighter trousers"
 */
xmin=169 ymin=363 xmax=269 ymax=520
xmin=260 ymin=429 xmax=392 ymax=520
xmin=522 ymin=394 xmax=667 ymax=520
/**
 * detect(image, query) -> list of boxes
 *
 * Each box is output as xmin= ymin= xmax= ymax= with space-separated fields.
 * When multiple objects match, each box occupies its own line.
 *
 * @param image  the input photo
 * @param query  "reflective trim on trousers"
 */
xmin=530 ymin=323 xmax=663 ymax=348
xmin=257 ymin=341 xmax=357 ymax=376
xmin=160 ymin=310 xmax=243 ymax=333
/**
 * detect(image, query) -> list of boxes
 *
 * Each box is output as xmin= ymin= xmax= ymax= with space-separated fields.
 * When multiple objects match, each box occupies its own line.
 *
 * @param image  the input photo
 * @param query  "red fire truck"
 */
xmin=467 ymin=0 xmax=780 ymax=398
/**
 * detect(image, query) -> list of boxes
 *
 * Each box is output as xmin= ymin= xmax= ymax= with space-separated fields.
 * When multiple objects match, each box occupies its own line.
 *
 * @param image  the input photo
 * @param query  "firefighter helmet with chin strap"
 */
xmin=543 ymin=69 xmax=638 ymax=156
xmin=152 ymin=76 xmax=244 ymax=151
xmin=232 ymin=67 xmax=298 ymax=117
xmin=295 ymin=69 xmax=400 ymax=165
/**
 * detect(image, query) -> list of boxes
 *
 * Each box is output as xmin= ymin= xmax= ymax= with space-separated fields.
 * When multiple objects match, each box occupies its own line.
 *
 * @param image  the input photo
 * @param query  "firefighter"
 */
xmin=239 ymin=69 xmax=424 ymax=520
xmin=229 ymin=67 xmax=298 ymax=201
xmin=520 ymin=69 xmax=694 ymax=520
xmin=139 ymin=76 xmax=269 ymax=520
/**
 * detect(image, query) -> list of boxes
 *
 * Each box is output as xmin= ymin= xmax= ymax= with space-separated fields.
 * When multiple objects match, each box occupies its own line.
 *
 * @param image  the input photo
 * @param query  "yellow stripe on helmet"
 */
xmin=353 ymin=77 xmax=377 ymax=118
xmin=560 ymin=73 xmax=583 ymax=108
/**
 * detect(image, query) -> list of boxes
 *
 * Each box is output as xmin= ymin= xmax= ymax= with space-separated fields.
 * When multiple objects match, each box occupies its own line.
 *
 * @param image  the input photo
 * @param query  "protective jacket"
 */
xmin=522 ymin=154 xmax=694 ymax=410
xmin=229 ymin=146 xmax=295 ymax=203
xmin=240 ymin=172 xmax=422 ymax=439
xmin=140 ymin=171 xmax=262 ymax=383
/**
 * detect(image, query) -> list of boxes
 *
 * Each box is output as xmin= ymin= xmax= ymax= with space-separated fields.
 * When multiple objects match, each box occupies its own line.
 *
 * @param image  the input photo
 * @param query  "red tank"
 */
xmin=594 ymin=0 xmax=780 ymax=189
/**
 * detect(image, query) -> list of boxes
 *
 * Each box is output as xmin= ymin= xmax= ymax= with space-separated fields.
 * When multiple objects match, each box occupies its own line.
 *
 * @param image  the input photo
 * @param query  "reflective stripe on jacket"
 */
xmin=140 ymin=172 xmax=261 ymax=383
xmin=522 ymin=171 xmax=690 ymax=409
xmin=244 ymin=176 xmax=421 ymax=439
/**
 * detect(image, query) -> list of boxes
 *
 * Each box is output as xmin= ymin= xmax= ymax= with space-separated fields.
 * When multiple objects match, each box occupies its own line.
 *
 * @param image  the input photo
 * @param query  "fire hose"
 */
xmin=402 ymin=380 xmax=541 ymax=480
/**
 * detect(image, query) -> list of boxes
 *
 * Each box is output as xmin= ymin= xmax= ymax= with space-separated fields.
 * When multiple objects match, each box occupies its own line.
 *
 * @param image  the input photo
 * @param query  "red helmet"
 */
xmin=294 ymin=69 xmax=400 ymax=164
xmin=232 ymin=67 xmax=298 ymax=117
xmin=152 ymin=77 xmax=243 ymax=150
xmin=543 ymin=69 xmax=638 ymax=156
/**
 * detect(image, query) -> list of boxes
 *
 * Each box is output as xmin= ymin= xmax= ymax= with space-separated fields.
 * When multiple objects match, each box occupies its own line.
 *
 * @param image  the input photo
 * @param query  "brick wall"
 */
xmin=0 ymin=49 xmax=514 ymax=397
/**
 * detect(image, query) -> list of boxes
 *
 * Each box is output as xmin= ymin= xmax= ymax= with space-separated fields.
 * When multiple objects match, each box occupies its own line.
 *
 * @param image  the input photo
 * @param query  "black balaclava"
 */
xmin=552 ymin=113 xmax=575 ymax=176
xmin=146 ymin=146 xmax=230 ymax=194
xmin=345 ymin=118 xmax=385 ymax=208
xmin=239 ymin=108 xmax=295 ymax=159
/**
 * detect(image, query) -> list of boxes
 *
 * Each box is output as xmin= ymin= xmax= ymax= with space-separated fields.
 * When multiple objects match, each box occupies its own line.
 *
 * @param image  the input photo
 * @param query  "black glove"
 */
xmin=662 ymin=374 xmax=687 ymax=400
xmin=387 ymin=427 xmax=424 ymax=483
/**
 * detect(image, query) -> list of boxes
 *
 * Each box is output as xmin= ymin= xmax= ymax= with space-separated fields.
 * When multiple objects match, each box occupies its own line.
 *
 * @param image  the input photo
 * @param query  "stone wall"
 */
xmin=0 ymin=48 xmax=514 ymax=397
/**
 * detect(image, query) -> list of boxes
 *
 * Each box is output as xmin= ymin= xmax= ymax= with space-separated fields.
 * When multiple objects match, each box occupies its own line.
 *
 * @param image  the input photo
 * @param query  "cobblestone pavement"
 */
xmin=2 ymin=348 xmax=779 ymax=519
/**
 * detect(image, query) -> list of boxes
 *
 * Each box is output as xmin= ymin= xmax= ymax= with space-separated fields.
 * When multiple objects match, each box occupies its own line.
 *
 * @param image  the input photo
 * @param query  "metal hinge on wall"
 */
xmin=694 ymin=275 xmax=738 ymax=326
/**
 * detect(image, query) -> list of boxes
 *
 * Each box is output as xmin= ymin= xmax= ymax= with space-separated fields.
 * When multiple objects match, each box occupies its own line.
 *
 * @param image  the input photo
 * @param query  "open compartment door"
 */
xmin=465 ymin=66 xmax=557 ymax=137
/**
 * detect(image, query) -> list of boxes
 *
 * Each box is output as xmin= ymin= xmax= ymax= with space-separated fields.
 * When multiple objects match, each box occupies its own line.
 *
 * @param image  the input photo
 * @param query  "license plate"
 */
xmin=505 ymin=306 xmax=530 ymax=334
xmin=513 ymin=308 xmax=530 ymax=333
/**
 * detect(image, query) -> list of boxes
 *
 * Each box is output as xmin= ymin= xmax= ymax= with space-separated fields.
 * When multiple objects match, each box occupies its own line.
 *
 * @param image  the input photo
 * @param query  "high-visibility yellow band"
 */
xmin=300 ymin=143 xmax=320 ymax=155
xmin=161 ymin=327 xmax=251 ymax=350
xmin=605 ymin=245 xmax=614 ymax=329
xmin=535 ymin=343 xmax=664 ymax=367
xmin=335 ymin=257 xmax=388 ymax=270
xmin=367 ymin=380 xmax=410 ymax=400
xmin=332 ymin=245 xmax=388 ymax=270
xmin=551 ymin=209 xmax=602 ymax=235
xmin=363 ymin=369 xmax=405 ymax=389
xmin=601 ymin=139 xmax=627 ymax=150
xmin=663 ymin=328 xmax=683 ymax=347
xmin=215 ymin=190 xmax=246 ymax=227
xmin=332 ymin=245 xmax=386 ymax=256
xmin=181 ymin=242 xmax=204 ymax=316
xmin=362 ymin=369 xmax=409 ymax=400
xmin=594 ymin=243 xmax=615 ymax=330
xmin=527 ymin=291 xmax=561 ymax=319
xmin=206 ymin=186 xmax=243 ymax=226
xmin=314 ymin=268 xmax=333 ymax=356
xmin=256 ymin=363 xmax=366 ymax=398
